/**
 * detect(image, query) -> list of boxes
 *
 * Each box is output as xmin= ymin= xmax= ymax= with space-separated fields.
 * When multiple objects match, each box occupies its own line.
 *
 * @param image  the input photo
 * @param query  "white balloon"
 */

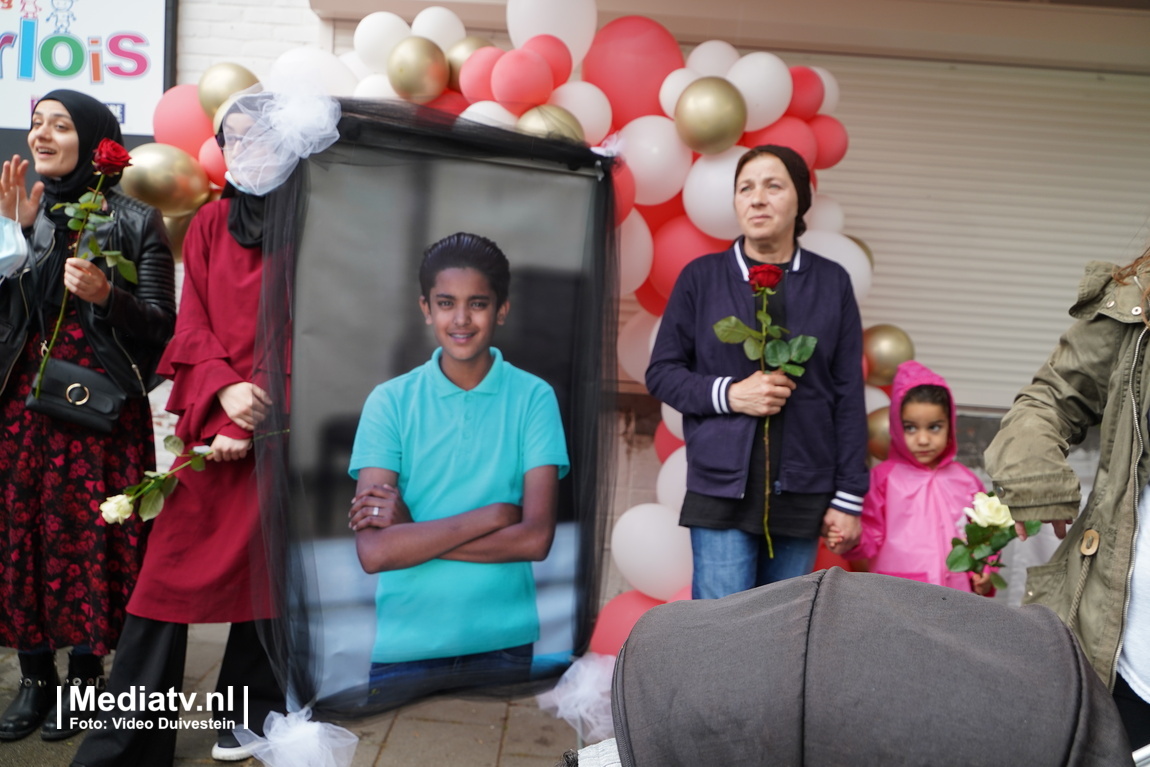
xmin=353 ymin=73 xmax=400 ymax=100
xmin=807 ymin=193 xmax=845 ymax=234
xmin=507 ymin=0 xmax=598 ymax=66
xmin=618 ymin=115 xmax=693 ymax=206
xmin=686 ymin=40 xmax=740 ymax=77
xmin=339 ymin=50 xmax=373 ymax=81
xmin=865 ymin=385 xmax=890 ymax=416
xmin=726 ymin=52 xmax=793 ymax=131
xmin=656 ymin=446 xmax=688 ymax=511
xmin=269 ymin=46 xmax=358 ymax=97
xmin=799 ymin=230 xmax=873 ymax=305
xmin=458 ymin=100 xmax=517 ymax=129
xmin=548 ymin=81 xmax=612 ymax=145
xmin=610 ymin=502 xmax=692 ymax=601
xmin=618 ymin=210 xmax=653 ymax=296
xmin=682 ymin=146 xmax=744 ymax=240
xmin=812 ymin=65 xmax=840 ymax=114
xmin=661 ymin=403 xmax=684 ymax=439
xmin=354 ymin=12 xmax=411 ymax=73
xmin=618 ymin=309 xmax=660 ymax=384
xmin=411 ymin=6 xmax=467 ymax=55
xmin=658 ymin=68 xmax=701 ymax=119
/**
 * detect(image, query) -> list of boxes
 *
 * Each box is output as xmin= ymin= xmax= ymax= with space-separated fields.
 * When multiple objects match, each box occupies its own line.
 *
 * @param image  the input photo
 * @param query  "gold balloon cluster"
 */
xmin=867 ymin=406 xmax=891 ymax=462
xmin=863 ymin=324 xmax=915 ymax=388
xmin=198 ymin=62 xmax=260 ymax=120
xmin=517 ymin=105 xmax=584 ymax=143
xmin=674 ymin=77 xmax=747 ymax=155
xmin=389 ymin=36 xmax=449 ymax=104
xmin=120 ymin=143 xmax=211 ymax=218
xmin=446 ymin=36 xmax=493 ymax=92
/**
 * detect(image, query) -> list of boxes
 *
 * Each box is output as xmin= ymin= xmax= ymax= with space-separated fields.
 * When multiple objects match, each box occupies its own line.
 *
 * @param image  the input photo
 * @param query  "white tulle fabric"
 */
xmin=222 ymin=86 xmax=341 ymax=196
xmin=234 ymin=707 xmax=358 ymax=767
xmin=536 ymin=652 xmax=616 ymax=744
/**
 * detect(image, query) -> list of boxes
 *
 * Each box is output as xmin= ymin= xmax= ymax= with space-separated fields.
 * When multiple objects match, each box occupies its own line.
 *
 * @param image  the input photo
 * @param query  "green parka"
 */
xmin=985 ymin=259 xmax=1148 ymax=688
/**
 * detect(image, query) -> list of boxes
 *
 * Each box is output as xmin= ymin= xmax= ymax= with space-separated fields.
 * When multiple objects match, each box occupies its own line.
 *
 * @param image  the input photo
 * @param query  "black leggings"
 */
xmin=1114 ymin=673 xmax=1150 ymax=751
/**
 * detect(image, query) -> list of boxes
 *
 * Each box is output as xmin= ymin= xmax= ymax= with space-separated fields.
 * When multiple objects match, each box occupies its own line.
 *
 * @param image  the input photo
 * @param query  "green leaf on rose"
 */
xmin=164 ymin=435 xmax=186 ymax=456
xmin=79 ymin=192 xmax=97 ymax=205
xmin=138 ymin=489 xmax=164 ymax=522
xmin=966 ymin=523 xmax=993 ymax=545
xmin=757 ymin=311 xmax=772 ymax=327
xmin=971 ymin=543 xmax=993 ymax=560
xmin=67 ymin=217 xmax=85 ymax=231
xmin=743 ymin=338 xmax=763 ymax=361
xmin=764 ymin=339 xmax=791 ymax=368
xmin=781 ymin=363 xmax=805 ymax=377
xmin=789 ymin=335 xmax=818 ymax=364
xmin=767 ymin=326 xmax=784 ymax=339
xmin=190 ymin=455 xmax=207 ymax=472
xmin=161 ymin=473 xmax=179 ymax=497
xmin=946 ymin=544 xmax=973 ymax=572
xmin=115 ymin=258 xmax=137 ymax=284
xmin=713 ymin=316 xmax=755 ymax=343
xmin=1024 ymin=520 xmax=1042 ymax=536
xmin=990 ymin=572 xmax=1008 ymax=590
xmin=989 ymin=527 xmax=1015 ymax=550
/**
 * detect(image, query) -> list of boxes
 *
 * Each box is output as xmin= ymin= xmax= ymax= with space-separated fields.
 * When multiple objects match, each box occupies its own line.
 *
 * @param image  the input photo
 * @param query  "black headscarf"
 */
xmin=217 ymin=108 xmax=264 ymax=250
xmin=32 ymin=89 xmax=124 ymax=207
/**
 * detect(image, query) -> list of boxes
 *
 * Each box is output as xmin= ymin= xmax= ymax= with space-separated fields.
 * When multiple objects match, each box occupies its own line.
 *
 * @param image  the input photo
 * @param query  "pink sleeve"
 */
xmin=846 ymin=464 xmax=887 ymax=561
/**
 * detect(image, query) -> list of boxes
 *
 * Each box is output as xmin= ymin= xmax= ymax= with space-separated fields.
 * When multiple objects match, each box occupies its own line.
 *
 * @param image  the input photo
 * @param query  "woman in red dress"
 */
xmin=0 ymin=90 xmax=175 ymax=742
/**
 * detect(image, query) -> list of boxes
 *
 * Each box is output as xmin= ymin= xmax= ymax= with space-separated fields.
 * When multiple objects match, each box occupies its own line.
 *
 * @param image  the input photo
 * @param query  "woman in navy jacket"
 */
xmin=646 ymin=145 xmax=868 ymax=598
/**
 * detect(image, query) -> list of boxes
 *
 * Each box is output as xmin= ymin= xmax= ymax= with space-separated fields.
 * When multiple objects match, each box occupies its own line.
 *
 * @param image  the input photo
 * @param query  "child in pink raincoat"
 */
xmin=841 ymin=360 xmax=993 ymax=594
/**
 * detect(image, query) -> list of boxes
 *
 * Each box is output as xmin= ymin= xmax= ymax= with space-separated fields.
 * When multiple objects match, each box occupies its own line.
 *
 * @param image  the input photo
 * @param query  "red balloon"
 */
xmin=635 ymin=193 xmax=684 ymax=234
xmin=613 ymin=159 xmax=635 ymax=225
xmin=490 ymin=48 xmax=553 ymax=115
xmin=426 ymin=89 xmax=469 ymax=116
xmin=786 ymin=66 xmax=825 ymax=121
xmin=808 ymin=114 xmax=849 ymax=170
xmin=522 ymin=34 xmax=572 ymax=89
xmin=459 ymin=46 xmax=504 ymax=104
xmin=743 ymin=116 xmax=817 ymax=169
xmin=589 ymin=589 xmax=664 ymax=656
xmin=634 ymin=278 xmax=668 ymax=316
xmin=197 ymin=136 xmax=226 ymax=188
xmin=654 ymin=420 xmax=684 ymax=463
xmin=582 ymin=16 xmax=684 ymax=131
xmin=153 ymin=84 xmax=215 ymax=159
xmin=650 ymin=215 xmax=729 ymax=298
xmin=810 ymin=168 xmax=818 ymax=190
xmin=812 ymin=539 xmax=853 ymax=573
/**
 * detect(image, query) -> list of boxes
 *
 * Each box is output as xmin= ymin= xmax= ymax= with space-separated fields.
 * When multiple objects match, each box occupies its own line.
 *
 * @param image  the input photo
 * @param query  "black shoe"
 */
xmin=0 ymin=652 xmax=58 ymax=741
xmin=41 ymin=652 xmax=104 ymax=741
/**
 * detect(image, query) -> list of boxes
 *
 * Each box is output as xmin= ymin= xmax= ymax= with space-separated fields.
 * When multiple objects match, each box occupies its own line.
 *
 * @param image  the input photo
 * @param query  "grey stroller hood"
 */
xmin=611 ymin=568 xmax=1131 ymax=766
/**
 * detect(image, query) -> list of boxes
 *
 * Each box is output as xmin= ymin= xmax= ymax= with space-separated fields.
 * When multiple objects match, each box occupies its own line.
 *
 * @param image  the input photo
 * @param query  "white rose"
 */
xmin=964 ymin=492 xmax=1012 ymax=528
xmin=100 ymin=494 xmax=135 ymax=525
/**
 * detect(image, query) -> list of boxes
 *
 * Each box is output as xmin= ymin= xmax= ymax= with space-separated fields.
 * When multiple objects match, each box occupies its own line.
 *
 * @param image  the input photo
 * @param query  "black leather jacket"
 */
xmin=0 ymin=188 xmax=177 ymax=397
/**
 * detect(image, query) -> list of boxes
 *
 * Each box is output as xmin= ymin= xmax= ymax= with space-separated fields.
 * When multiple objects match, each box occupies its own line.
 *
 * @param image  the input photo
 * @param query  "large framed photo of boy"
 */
xmin=272 ymin=103 xmax=615 ymax=716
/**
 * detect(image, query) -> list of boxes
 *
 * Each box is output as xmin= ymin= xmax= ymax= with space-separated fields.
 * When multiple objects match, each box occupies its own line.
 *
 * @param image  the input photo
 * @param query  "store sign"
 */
xmin=1 ymin=0 xmax=169 ymax=134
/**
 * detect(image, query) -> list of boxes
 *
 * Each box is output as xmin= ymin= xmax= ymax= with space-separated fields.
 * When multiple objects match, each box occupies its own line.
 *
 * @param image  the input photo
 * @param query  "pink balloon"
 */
xmin=426 ymin=89 xmax=469 ymax=116
xmin=197 ymin=136 xmax=226 ymax=188
xmin=809 ymin=114 xmax=849 ymax=170
xmin=636 ymin=193 xmax=685 ymax=235
xmin=589 ymin=589 xmax=664 ymax=656
xmin=459 ymin=46 xmax=504 ymax=104
xmin=522 ymin=34 xmax=572 ymax=88
xmin=650 ymin=215 xmax=729 ymax=298
xmin=613 ymin=159 xmax=635 ymax=225
xmin=744 ymin=116 xmax=817 ymax=169
xmin=582 ymin=16 xmax=684 ymax=131
xmin=490 ymin=48 xmax=553 ymax=115
xmin=153 ymin=84 xmax=215 ymax=159
xmin=786 ymin=66 xmax=825 ymax=121
xmin=654 ymin=420 xmax=684 ymax=463
xmin=634 ymin=278 xmax=668 ymax=316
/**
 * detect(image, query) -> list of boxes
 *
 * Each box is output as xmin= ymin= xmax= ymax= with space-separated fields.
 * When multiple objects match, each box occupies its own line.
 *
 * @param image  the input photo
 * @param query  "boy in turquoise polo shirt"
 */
xmin=348 ymin=232 xmax=569 ymax=707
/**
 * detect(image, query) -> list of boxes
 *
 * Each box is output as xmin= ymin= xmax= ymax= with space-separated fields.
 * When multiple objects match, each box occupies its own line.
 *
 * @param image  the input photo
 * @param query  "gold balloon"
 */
xmin=198 ymin=62 xmax=259 ymax=119
xmin=388 ymin=36 xmax=449 ymax=105
xmin=120 ymin=143 xmax=211 ymax=218
xmin=863 ymin=324 xmax=915 ymax=387
xmin=674 ymin=77 xmax=747 ymax=155
xmin=847 ymin=234 xmax=875 ymax=268
xmin=212 ymin=93 xmax=242 ymax=135
xmin=867 ymin=406 xmax=891 ymax=461
xmin=516 ymin=105 xmax=585 ymax=144
xmin=446 ymin=36 xmax=494 ymax=92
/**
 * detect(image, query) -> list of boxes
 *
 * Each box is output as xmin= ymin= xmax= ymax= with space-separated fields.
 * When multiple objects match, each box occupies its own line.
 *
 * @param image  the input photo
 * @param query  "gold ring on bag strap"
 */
xmin=65 ymin=383 xmax=90 ymax=406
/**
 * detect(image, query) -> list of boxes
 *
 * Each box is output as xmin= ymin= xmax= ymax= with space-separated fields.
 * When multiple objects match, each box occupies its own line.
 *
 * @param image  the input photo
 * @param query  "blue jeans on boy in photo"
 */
xmin=689 ymin=527 xmax=820 ymax=599
xmin=368 ymin=642 xmax=533 ymax=708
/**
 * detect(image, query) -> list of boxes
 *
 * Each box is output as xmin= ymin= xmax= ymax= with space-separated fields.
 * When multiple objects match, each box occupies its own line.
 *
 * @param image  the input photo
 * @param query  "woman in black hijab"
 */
xmin=0 ymin=89 xmax=176 ymax=742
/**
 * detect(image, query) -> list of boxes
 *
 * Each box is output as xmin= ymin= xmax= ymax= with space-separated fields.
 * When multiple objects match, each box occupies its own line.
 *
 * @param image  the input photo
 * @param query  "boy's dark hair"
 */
xmin=901 ymin=384 xmax=950 ymax=419
xmin=419 ymin=232 xmax=511 ymax=306
xmin=556 ymin=750 xmax=579 ymax=766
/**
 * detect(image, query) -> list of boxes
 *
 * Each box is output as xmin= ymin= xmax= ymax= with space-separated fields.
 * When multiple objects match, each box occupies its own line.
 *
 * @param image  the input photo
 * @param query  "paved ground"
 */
xmin=0 ymin=624 xmax=579 ymax=767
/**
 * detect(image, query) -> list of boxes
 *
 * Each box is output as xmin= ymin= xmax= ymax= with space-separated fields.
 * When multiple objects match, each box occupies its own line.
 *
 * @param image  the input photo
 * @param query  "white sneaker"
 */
xmin=211 ymin=730 xmax=259 ymax=762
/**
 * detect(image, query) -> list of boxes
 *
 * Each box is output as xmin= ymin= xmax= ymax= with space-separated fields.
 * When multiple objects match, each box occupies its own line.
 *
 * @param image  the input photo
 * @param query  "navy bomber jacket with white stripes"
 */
xmin=646 ymin=238 xmax=869 ymax=514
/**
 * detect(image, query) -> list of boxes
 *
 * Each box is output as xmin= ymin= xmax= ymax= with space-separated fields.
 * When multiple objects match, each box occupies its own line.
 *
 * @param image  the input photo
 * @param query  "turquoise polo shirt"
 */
xmin=349 ymin=347 xmax=570 ymax=663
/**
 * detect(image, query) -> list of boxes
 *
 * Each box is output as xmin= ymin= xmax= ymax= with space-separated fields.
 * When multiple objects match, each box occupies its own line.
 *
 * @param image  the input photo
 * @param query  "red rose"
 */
xmin=748 ymin=263 xmax=783 ymax=291
xmin=91 ymin=138 xmax=132 ymax=176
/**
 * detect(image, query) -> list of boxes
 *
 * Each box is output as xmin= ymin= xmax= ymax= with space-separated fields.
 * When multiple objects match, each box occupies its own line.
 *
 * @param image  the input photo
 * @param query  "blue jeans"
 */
xmin=368 ymin=643 xmax=533 ymax=707
xmin=689 ymin=527 xmax=819 ymax=599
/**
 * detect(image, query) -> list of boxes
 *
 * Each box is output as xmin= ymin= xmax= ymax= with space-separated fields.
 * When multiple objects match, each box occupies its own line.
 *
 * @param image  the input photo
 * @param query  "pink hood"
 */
xmin=886 ymin=360 xmax=959 ymax=471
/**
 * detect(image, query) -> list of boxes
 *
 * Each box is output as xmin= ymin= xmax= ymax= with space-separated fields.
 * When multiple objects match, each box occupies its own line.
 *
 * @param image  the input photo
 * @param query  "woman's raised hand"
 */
xmin=0 ymin=156 xmax=44 ymax=228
